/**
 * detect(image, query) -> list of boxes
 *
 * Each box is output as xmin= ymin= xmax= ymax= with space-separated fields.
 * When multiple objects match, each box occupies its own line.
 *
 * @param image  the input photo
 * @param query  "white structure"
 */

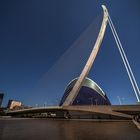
xmin=62 ymin=5 xmax=140 ymax=106
xmin=63 ymin=5 xmax=108 ymax=106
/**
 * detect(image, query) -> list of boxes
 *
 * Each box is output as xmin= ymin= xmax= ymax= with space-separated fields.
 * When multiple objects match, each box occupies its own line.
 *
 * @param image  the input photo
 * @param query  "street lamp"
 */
xmin=117 ymin=96 xmax=122 ymax=105
xmin=76 ymin=100 xmax=80 ymax=105
xmin=35 ymin=104 xmax=38 ymax=108
xmin=89 ymin=97 xmax=93 ymax=105
xmin=44 ymin=102 xmax=47 ymax=107
xmin=95 ymin=99 xmax=98 ymax=105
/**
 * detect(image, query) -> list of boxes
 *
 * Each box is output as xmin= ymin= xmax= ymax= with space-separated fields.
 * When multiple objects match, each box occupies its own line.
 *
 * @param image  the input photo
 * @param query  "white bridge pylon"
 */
xmin=62 ymin=5 xmax=140 ymax=106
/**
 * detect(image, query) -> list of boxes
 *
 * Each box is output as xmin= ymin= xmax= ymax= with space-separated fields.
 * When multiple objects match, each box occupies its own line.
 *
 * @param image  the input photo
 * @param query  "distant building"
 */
xmin=0 ymin=93 xmax=4 ymax=107
xmin=7 ymin=100 xmax=22 ymax=109
xmin=60 ymin=77 xmax=111 ymax=106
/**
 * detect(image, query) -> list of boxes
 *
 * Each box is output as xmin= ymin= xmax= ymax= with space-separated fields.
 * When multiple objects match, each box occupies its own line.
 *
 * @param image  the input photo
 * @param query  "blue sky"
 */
xmin=0 ymin=0 xmax=140 ymax=106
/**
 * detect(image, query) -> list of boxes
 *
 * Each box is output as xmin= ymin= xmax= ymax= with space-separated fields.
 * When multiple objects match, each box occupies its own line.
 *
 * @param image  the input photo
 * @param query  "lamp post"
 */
xmin=89 ymin=97 xmax=93 ymax=106
xmin=117 ymin=96 xmax=122 ymax=105
xmin=76 ymin=100 xmax=79 ymax=104
xmin=95 ymin=99 xmax=98 ymax=105
xmin=44 ymin=102 xmax=47 ymax=107
xmin=35 ymin=104 xmax=37 ymax=107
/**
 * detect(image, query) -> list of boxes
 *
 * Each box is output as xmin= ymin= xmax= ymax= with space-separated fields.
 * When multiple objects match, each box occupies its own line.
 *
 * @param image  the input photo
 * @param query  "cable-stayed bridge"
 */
xmin=6 ymin=5 xmax=140 ymax=122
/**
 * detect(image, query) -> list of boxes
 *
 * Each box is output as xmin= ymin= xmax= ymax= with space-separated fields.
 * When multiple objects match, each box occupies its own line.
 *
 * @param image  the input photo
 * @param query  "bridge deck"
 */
xmin=6 ymin=105 xmax=140 ymax=119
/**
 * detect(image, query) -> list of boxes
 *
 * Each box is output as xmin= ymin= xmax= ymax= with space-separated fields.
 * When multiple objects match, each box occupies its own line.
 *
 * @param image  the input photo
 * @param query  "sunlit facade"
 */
xmin=60 ymin=77 xmax=111 ymax=106
xmin=7 ymin=100 xmax=22 ymax=109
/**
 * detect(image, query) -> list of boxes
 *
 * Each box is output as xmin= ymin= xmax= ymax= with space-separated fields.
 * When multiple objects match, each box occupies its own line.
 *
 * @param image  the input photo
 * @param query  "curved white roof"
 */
xmin=65 ymin=77 xmax=106 ymax=99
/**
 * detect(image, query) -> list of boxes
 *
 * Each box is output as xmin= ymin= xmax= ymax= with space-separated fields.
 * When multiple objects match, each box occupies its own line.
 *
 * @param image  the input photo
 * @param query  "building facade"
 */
xmin=60 ymin=77 xmax=111 ymax=106
xmin=7 ymin=100 xmax=22 ymax=109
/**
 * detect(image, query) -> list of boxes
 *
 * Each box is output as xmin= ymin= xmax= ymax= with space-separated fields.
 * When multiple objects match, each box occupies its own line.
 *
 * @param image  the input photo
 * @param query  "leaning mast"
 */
xmin=63 ymin=5 xmax=108 ymax=106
